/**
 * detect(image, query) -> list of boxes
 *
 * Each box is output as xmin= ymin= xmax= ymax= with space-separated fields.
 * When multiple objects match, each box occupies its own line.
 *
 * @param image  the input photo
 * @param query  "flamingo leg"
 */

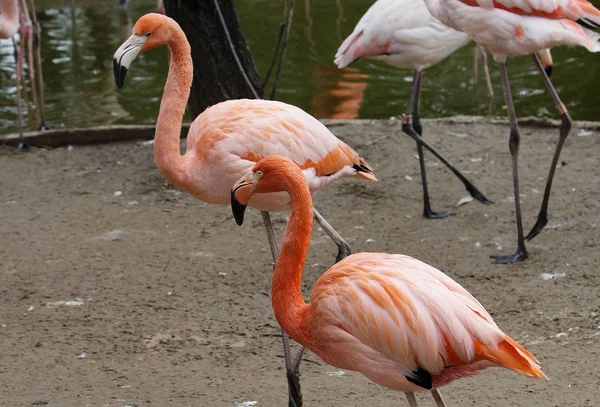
xmin=312 ymin=207 xmax=352 ymax=263
xmin=398 ymin=122 xmax=492 ymax=205
xmin=13 ymin=38 xmax=29 ymax=152
xmin=431 ymin=389 xmax=447 ymax=407
xmin=261 ymin=211 xmax=303 ymax=407
xmin=473 ymin=45 xmax=479 ymax=90
xmin=478 ymin=46 xmax=494 ymax=99
xmin=28 ymin=0 xmax=48 ymax=130
xmin=407 ymin=69 xmax=454 ymax=219
xmin=405 ymin=392 xmax=419 ymax=407
xmin=398 ymin=75 xmax=492 ymax=207
xmin=491 ymin=62 xmax=528 ymax=264
xmin=524 ymin=54 xmax=572 ymax=241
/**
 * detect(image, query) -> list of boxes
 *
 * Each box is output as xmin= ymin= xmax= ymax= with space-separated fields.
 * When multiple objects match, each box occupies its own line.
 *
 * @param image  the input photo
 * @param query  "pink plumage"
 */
xmin=334 ymin=0 xmax=471 ymax=70
xmin=424 ymin=0 xmax=600 ymax=61
xmin=302 ymin=252 xmax=546 ymax=391
xmin=0 ymin=0 xmax=19 ymax=39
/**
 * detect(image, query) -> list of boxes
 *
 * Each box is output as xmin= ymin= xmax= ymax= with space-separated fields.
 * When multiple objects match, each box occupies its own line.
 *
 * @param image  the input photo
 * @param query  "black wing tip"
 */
xmin=577 ymin=18 xmax=600 ymax=30
xmin=231 ymin=190 xmax=247 ymax=226
xmin=405 ymin=367 xmax=433 ymax=390
xmin=352 ymin=158 xmax=375 ymax=176
xmin=113 ymin=59 xmax=127 ymax=89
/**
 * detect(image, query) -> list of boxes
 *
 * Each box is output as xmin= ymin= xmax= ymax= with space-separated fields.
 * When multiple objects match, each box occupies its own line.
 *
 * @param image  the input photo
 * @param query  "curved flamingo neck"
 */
xmin=153 ymin=25 xmax=192 ymax=187
xmin=271 ymin=169 xmax=313 ymax=343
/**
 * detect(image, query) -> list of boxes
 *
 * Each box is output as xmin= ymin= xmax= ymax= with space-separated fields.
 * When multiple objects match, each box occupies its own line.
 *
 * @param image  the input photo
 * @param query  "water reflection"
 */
xmin=1 ymin=0 xmax=600 ymax=134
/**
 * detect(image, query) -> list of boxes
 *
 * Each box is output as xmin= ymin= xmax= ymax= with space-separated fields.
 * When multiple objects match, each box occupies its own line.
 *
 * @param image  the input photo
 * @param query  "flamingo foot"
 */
xmin=287 ymin=346 xmax=304 ymax=407
xmin=286 ymin=368 xmax=302 ymax=407
xmin=424 ymin=208 xmax=455 ymax=219
xmin=335 ymin=242 xmax=352 ymax=263
xmin=525 ymin=213 xmax=548 ymax=241
xmin=465 ymin=181 xmax=494 ymax=205
xmin=16 ymin=142 xmax=31 ymax=152
xmin=38 ymin=121 xmax=49 ymax=131
xmin=491 ymin=250 xmax=528 ymax=264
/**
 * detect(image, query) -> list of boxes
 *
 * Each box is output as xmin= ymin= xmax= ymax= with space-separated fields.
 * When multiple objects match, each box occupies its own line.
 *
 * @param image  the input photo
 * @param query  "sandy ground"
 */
xmin=1 ymin=118 xmax=599 ymax=407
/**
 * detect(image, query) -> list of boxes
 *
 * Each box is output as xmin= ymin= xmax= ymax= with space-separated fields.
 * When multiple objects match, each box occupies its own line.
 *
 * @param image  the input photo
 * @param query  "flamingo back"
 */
xmin=304 ymin=253 xmax=546 ymax=390
xmin=335 ymin=0 xmax=470 ymax=70
xmin=182 ymin=99 xmax=375 ymax=210
xmin=434 ymin=0 xmax=600 ymax=58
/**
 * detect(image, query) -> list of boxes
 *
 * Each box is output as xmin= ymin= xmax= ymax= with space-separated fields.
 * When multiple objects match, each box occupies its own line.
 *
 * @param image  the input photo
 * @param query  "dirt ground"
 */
xmin=1 ymin=118 xmax=599 ymax=407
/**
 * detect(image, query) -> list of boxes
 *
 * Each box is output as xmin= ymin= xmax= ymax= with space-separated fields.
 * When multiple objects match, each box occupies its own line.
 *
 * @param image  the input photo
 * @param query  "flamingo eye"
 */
xmin=256 ymin=171 xmax=263 ymax=177
xmin=145 ymin=31 xmax=152 ymax=37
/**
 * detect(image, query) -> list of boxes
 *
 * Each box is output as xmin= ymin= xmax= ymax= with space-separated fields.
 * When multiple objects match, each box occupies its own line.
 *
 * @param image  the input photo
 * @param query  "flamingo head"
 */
xmin=113 ymin=13 xmax=175 ymax=88
xmin=538 ymin=49 xmax=553 ymax=78
xmin=231 ymin=156 xmax=304 ymax=226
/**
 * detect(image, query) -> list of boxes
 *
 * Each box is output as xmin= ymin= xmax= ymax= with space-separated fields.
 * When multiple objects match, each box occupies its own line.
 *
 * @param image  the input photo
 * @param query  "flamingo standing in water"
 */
xmin=231 ymin=155 xmax=548 ymax=407
xmin=113 ymin=13 xmax=376 ymax=407
xmin=1 ymin=0 xmax=27 ymax=150
xmin=334 ymin=0 xmax=554 ymax=219
xmin=421 ymin=0 xmax=600 ymax=263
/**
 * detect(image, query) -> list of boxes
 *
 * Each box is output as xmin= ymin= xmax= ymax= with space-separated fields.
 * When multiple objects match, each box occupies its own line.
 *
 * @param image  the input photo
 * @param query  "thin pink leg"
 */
xmin=478 ymin=45 xmax=494 ymax=98
xmin=405 ymin=392 xmax=419 ymax=407
xmin=28 ymin=0 xmax=48 ymax=130
xmin=431 ymin=389 xmax=447 ymax=407
xmin=12 ymin=38 xmax=29 ymax=151
xmin=261 ymin=211 xmax=302 ymax=407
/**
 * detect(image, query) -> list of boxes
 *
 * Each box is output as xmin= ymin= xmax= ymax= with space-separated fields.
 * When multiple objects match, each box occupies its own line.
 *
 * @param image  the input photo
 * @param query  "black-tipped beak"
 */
xmin=113 ymin=35 xmax=144 ymax=89
xmin=113 ymin=58 xmax=128 ymax=89
xmin=231 ymin=184 xmax=249 ymax=226
xmin=544 ymin=65 xmax=553 ymax=78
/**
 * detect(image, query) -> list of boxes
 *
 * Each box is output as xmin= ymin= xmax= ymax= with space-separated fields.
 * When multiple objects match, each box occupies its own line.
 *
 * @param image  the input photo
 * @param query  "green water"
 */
xmin=2 ymin=0 xmax=600 ymax=134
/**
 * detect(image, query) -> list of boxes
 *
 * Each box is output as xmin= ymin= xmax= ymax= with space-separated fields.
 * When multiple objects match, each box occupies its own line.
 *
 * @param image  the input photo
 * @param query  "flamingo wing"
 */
xmin=190 ymin=99 xmax=376 ymax=183
xmin=309 ymin=253 xmax=545 ymax=385
xmin=461 ymin=0 xmax=600 ymax=27
xmin=335 ymin=0 xmax=467 ymax=69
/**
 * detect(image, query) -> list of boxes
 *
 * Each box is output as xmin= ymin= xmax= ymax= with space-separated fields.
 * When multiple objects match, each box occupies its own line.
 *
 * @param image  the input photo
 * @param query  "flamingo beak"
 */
xmin=113 ymin=35 xmax=147 ymax=88
xmin=231 ymin=172 xmax=256 ymax=226
xmin=538 ymin=49 xmax=553 ymax=78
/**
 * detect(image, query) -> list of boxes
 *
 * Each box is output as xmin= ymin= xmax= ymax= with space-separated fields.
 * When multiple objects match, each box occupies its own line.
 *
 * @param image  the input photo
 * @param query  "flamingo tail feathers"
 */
xmin=480 ymin=337 xmax=549 ymax=380
xmin=353 ymin=156 xmax=378 ymax=181
xmin=334 ymin=31 xmax=364 ymax=68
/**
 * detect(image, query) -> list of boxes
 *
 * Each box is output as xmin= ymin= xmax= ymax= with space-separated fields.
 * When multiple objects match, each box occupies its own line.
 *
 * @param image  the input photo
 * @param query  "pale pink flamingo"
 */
xmin=1 ymin=0 xmax=48 ymax=151
xmin=1 ymin=0 xmax=27 ymax=150
xmin=113 ymin=13 xmax=376 ymax=407
xmin=20 ymin=0 xmax=49 ymax=131
xmin=0 ymin=0 xmax=18 ymax=38
xmin=231 ymin=155 xmax=548 ymax=407
xmin=422 ymin=0 xmax=600 ymax=263
xmin=335 ymin=0 xmax=493 ymax=219
xmin=334 ymin=0 xmax=554 ymax=219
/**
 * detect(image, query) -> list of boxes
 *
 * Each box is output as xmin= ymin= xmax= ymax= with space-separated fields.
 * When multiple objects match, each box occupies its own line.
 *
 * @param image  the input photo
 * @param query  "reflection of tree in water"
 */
xmin=311 ymin=61 xmax=367 ymax=120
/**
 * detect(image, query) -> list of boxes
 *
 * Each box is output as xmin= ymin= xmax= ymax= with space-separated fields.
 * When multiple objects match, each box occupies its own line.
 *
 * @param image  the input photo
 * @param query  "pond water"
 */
xmin=1 ymin=0 xmax=600 ymax=134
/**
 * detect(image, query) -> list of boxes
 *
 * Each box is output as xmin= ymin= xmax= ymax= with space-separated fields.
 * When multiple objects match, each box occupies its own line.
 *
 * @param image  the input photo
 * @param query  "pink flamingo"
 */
xmin=334 ymin=0 xmax=555 ymax=220
xmin=335 ymin=0 xmax=496 ymax=219
xmin=113 ymin=13 xmax=376 ymax=407
xmin=231 ymin=155 xmax=548 ymax=407
xmin=422 ymin=0 xmax=600 ymax=263
xmin=1 ymin=0 xmax=28 ymax=150
xmin=0 ymin=0 xmax=18 ymax=38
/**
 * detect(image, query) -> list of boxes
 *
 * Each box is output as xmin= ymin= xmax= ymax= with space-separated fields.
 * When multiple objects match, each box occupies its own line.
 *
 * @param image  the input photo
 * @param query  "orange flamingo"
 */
xmin=231 ymin=155 xmax=548 ymax=407
xmin=113 ymin=13 xmax=376 ymax=406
